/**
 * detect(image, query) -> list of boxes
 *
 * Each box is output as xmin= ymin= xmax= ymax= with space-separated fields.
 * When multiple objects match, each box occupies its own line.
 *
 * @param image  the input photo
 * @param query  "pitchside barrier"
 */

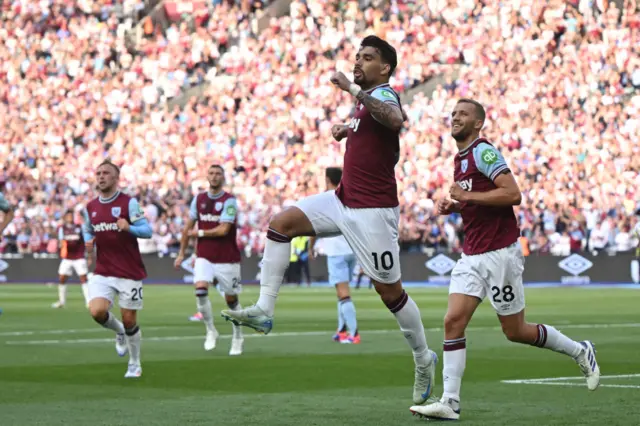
xmin=0 ymin=252 xmax=638 ymax=286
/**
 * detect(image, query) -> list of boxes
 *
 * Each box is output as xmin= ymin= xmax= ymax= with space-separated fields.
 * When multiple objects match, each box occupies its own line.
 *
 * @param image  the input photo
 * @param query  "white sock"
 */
xmin=101 ymin=312 xmax=125 ymax=334
xmin=256 ymin=230 xmax=292 ymax=316
xmin=195 ymin=288 xmax=215 ymax=333
xmin=388 ymin=291 xmax=430 ymax=366
xmin=81 ymin=283 xmax=89 ymax=304
xmin=58 ymin=284 xmax=67 ymax=304
xmin=442 ymin=337 xmax=466 ymax=401
xmin=535 ymin=324 xmax=583 ymax=358
xmin=125 ymin=326 xmax=141 ymax=365
xmin=228 ymin=302 xmax=243 ymax=339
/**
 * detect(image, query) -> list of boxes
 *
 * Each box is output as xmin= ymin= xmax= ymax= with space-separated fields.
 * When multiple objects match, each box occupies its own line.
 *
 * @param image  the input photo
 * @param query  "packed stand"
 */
xmin=0 ymin=0 xmax=639 ymax=258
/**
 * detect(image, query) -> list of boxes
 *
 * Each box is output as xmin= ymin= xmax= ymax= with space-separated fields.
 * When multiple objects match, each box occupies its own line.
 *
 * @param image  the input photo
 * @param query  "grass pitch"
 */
xmin=0 ymin=284 xmax=639 ymax=425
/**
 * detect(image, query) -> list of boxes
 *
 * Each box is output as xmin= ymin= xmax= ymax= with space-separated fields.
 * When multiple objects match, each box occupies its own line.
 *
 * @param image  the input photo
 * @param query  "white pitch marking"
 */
xmin=502 ymin=374 xmax=640 ymax=389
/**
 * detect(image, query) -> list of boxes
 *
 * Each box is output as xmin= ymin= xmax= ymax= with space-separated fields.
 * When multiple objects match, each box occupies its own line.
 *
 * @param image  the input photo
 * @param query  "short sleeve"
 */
xmin=220 ymin=198 xmax=238 ymax=223
xmin=370 ymin=87 xmax=400 ymax=107
xmin=472 ymin=142 xmax=510 ymax=181
xmin=128 ymin=198 xmax=146 ymax=223
xmin=189 ymin=197 xmax=198 ymax=221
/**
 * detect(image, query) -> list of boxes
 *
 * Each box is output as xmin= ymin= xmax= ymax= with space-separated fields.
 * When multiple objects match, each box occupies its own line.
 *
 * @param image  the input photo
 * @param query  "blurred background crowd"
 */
xmin=0 ymin=0 xmax=639 ymax=257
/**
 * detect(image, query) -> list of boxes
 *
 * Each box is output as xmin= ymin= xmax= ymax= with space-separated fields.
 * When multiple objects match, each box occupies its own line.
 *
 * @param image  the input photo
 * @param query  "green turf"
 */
xmin=0 ymin=284 xmax=639 ymax=425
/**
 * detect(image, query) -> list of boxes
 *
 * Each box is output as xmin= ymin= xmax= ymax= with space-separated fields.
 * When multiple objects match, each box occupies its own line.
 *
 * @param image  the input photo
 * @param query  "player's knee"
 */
xmin=268 ymin=207 xmax=311 ymax=238
xmin=443 ymin=313 xmax=467 ymax=337
xmin=89 ymin=305 xmax=108 ymax=323
xmin=373 ymin=280 xmax=402 ymax=305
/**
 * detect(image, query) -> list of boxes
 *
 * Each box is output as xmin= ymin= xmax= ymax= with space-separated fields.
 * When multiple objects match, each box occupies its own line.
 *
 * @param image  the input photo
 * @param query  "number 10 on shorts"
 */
xmin=371 ymin=251 xmax=394 ymax=271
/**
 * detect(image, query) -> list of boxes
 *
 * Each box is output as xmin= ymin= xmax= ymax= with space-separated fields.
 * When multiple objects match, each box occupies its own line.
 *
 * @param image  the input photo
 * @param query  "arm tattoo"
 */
xmin=355 ymin=91 xmax=403 ymax=131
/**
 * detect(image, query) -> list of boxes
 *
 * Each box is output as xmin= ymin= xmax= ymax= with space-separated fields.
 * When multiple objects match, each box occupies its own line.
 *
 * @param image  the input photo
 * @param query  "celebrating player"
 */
xmin=309 ymin=167 xmax=360 ymax=344
xmin=52 ymin=210 xmax=90 ymax=309
xmin=222 ymin=36 xmax=437 ymax=404
xmin=175 ymin=164 xmax=244 ymax=356
xmin=83 ymin=160 xmax=152 ymax=378
xmin=410 ymin=99 xmax=600 ymax=421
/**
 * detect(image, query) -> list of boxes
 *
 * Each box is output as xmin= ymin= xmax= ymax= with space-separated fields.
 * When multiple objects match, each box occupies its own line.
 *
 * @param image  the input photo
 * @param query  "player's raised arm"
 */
xmin=191 ymin=197 xmax=237 ymax=239
xmin=0 ymin=192 xmax=15 ymax=236
xmin=450 ymin=143 xmax=522 ymax=207
xmin=119 ymin=198 xmax=152 ymax=239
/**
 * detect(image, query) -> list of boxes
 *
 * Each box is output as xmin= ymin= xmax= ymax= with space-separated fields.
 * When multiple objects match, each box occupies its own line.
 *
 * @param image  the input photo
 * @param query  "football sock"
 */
xmin=256 ymin=229 xmax=291 ymax=316
xmin=58 ymin=284 xmax=67 ymax=305
xmin=339 ymin=296 xmax=358 ymax=336
xmin=81 ymin=283 xmax=89 ymax=304
xmin=195 ymin=288 xmax=215 ymax=333
xmin=125 ymin=325 xmax=141 ymax=365
xmin=386 ymin=290 xmax=430 ymax=366
xmin=227 ymin=300 xmax=243 ymax=339
xmin=99 ymin=311 xmax=125 ymax=334
xmin=336 ymin=300 xmax=346 ymax=332
xmin=442 ymin=337 xmax=466 ymax=401
xmin=533 ymin=324 xmax=583 ymax=358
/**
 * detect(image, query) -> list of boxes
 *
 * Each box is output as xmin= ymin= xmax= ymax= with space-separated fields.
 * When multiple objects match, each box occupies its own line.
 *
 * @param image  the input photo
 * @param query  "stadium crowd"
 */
xmin=0 ymin=0 xmax=639 ymax=258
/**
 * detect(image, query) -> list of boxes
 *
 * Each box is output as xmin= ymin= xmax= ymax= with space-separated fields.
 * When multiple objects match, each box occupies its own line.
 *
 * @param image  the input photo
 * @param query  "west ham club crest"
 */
xmin=111 ymin=207 xmax=121 ymax=217
xmin=461 ymin=159 xmax=468 ymax=173
xmin=215 ymin=202 xmax=223 ymax=211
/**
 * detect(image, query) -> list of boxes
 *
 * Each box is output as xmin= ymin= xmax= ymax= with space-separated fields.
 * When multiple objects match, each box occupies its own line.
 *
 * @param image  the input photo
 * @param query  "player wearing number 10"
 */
xmin=409 ymin=99 xmax=600 ymax=420
xmin=222 ymin=35 xmax=437 ymax=406
xmin=83 ymin=160 xmax=152 ymax=379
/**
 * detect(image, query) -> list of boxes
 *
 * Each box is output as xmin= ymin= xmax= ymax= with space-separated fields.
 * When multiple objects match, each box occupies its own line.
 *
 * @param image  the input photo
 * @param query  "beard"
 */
xmin=451 ymin=126 xmax=471 ymax=142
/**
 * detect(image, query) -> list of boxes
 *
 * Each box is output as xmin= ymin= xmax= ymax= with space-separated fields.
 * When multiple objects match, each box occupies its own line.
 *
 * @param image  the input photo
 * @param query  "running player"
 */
xmin=222 ymin=35 xmax=437 ymax=404
xmin=410 ymin=99 xmax=600 ymax=420
xmin=83 ymin=160 xmax=152 ymax=378
xmin=0 ymin=178 xmax=15 ymax=315
xmin=52 ymin=210 xmax=90 ymax=309
xmin=175 ymin=164 xmax=244 ymax=356
xmin=309 ymin=167 xmax=360 ymax=344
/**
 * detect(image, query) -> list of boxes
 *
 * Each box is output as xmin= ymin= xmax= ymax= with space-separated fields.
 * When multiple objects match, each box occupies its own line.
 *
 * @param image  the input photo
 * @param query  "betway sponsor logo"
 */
xmin=199 ymin=213 xmax=221 ymax=222
xmin=457 ymin=179 xmax=473 ymax=191
xmin=92 ymin=222 xmax=120 ymax=232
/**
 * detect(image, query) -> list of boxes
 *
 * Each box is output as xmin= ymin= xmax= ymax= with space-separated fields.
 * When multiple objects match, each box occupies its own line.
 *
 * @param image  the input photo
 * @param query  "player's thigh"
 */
xmin=193 ymin=257 xmax=215 ymax=286
xmin=115 ymin=279 xmax=144 ymax=311
xmin=327 ymin=255 xmax=352 ymax=287
xmin=293 ymin=191 xmax=342 ymax=237
xmin=213 ymin=263 xmax=242 ymax=295
xmin=58 ymin=260 xmax=73 ymax=276
xmin=73 ymin=259 xmax=89 ymax=277
xmin=341 ymin=207 xmax=400 ymax=284
xmin=87 ymin=274 xmax=117 ymax=305
xmin=485 ymin=244 xmax=526 ymax=316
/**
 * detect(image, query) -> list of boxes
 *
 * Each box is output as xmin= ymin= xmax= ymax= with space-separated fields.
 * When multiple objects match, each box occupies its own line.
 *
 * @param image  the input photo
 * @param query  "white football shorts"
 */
xmin=58 ymin=259 xmax=89 ymax=277
xmin=449 ymin=242 xmax=525 ymax=316
xmin=295 ymin=191 xmax=400 ymax=284
xmin=193 ymin=258 xmax=242 ymax=295
xmin=88 ymin=274 xmax=143 ymax=310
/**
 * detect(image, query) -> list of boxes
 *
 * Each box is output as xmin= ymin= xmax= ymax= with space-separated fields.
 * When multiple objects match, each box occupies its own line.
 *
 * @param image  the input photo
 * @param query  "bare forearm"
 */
xmin=465 ymin=189 xmax=521 ymax=206
xmin=178 ymin=223 xmax=193 ymax=255
xmin=354 ymin=91 xmax=403 ymax=131
xmin=200 ymin=223 xmax=231 ymax=238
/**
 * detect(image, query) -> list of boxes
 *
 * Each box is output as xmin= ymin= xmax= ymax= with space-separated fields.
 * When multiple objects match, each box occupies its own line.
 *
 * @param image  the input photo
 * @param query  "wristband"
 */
xmin=198 ymin=230 xmax=204 ymax=238
xmin=348 ymin=83 xmax=361 ymax=97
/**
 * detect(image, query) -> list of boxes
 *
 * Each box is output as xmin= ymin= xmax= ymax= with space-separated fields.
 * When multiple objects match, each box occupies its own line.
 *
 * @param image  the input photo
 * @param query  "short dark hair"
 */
xmin=64 ymin=210 xmax=74 ymax=216
xmin=457 ymin=98 xmax=486 ymax=124
xmin=98 ymin=159 xmax=120 ymax=175
xmin=325 ymin=167 xmax=342 ymax=186
xmin=360 ymin=35 xmax=398 ymax=76
xmin=209 ymin=164 xmax=224 ymax=173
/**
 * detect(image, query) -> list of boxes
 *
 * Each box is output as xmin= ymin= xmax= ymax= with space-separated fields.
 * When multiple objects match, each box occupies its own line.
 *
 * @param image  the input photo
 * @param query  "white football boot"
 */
xmin=575 ymin=340 xmax=600 ymax=390
xmin=204 ymin=329 xmax=219 ymax=351
xmin=51 ymin=301 xmax=65 ymax=309
xmin=413 ymin=350 xmax=438 ymax=404
xmin=221 ymin=305 xmax=273 ymax=334
xmin=115 ymin=333 xmax=128 ymax=357
xmin=410 ymin=397 xmax=461 ymax=421
xmin=124 ymin=363 xmax=142 ymax=378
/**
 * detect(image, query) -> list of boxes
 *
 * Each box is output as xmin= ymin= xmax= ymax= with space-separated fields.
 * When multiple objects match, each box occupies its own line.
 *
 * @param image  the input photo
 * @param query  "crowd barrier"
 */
xmin=0 ymin=252 xmax=637 ymax=286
